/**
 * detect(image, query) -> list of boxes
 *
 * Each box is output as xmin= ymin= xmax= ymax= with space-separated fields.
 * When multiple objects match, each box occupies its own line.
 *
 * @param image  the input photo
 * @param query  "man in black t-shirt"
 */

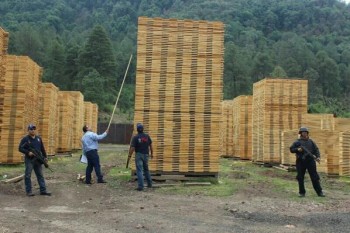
xmin=128 ymin=123 xmax=153 ymax=191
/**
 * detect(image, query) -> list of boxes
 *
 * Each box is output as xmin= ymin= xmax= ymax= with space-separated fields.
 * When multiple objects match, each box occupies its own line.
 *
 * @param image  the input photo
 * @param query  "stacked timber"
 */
xmin=0 ymin=55 xmax=42 ymax=163
xmin=280 ymin=130 xmax=298 ymax=166
xmin=334 ymin=118 xmax=350 ymax=132
xmin=220 ymin=100 xmax=233 ymax=157
xmin=56 ymin=92 xmax=74 ymax=153
xmin=252 ymin=78 xmax=308 ymax=164
xmin=339 ymin=131 xmax=350 ymax=176
xmin=84 ymin=102 xmax=94 ymax=129
xmin=0 ymin=27 xmax=8 ymax=55
xmin=65 ymin=91 xmax=84 ymax=149
xmin=91 ymin=103 xmax=98 ymax=133
xmin=232 ymin=95 xmax=253 ymax=160
xmin=134 ymin=17 xmax=224 ymax=175
xmin=38 ymin=83 xmax=59 ymax=155
xmin=301 ymin=113 xmax=335 ymax=131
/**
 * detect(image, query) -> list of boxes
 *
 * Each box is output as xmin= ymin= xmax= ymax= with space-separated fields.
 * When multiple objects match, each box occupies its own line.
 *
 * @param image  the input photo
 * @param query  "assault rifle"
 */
xmin=24 ymin=142 xmax=53 ymax=172
xmin=295 ymin=142 xmax=320 ymax=164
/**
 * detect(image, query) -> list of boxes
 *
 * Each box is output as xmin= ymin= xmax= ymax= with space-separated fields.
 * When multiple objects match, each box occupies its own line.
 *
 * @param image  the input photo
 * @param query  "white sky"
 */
xmin=340 ymin=0 xmax=350 ymax=4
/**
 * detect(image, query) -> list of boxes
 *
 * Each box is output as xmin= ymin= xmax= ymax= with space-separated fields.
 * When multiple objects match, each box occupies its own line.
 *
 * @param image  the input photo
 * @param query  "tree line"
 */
xmin=1 ymin=0 xmax=350 ymax=117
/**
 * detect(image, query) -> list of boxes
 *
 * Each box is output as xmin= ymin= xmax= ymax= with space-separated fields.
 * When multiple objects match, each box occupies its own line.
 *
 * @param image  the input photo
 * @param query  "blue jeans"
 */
xmin=135 ymin=153 xmax=152 ymax=189
xmin=24 ymin=157 xmax=47 ymax=193
xmin=85 ymin=149 xmax=103 ymax=183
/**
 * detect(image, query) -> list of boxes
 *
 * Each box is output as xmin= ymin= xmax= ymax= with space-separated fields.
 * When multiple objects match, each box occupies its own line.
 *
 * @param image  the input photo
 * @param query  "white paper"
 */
xmin=80 ymin=153 xmax=87 ymax=164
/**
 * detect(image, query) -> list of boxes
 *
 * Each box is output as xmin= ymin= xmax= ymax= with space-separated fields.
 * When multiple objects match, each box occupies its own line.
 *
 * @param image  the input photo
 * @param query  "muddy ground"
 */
xmin=1 ymin=144 xmax=350 ymax=233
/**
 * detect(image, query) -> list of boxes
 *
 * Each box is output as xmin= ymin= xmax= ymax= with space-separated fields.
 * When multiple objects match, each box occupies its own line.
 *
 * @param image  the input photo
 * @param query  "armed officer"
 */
xmin=19 ymin=124 xmax=51 ymax=196
xmin=290 ymin=127 xmax=325 ymax=197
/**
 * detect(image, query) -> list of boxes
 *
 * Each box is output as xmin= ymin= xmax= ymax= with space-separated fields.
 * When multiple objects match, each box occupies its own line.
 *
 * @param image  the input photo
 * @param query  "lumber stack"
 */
xmin=232 ymin=95 xmax=253 ymax=160
xmin=0 ymin=55 xmax=42 ymax=163
xmin=301 ymin=113 xmax=335 ymax=131
xmin=65 ymin=91 xmax=84 ymax=149
xmin=324 ymin=130 xmax=339 ymax=175
xmin=220 ymin=100 xmax=233 ymax=157
xmin=38 ymin=83 xmax=59 ymax=155
xmin=252 ymin=78 xmax=308 ymax=164
xmin=56 ymin=92 xmax=74 ymax=152
xmin=0 ymin=27 xmax=8 ymax=56
xmin=84 ymin=102 xmax=94 ymax=130
xmin=339 ymin=131 xmax=350 ymax=176
xmin=334 ymin=118 xmax=350 ymax=132
xmin=134 ymin=17 xmax=224 ymax=175
xmin=91 ymin=103 xmax=99 ymax=133
xmin=280 ymin=130 xmax=298 ymax=166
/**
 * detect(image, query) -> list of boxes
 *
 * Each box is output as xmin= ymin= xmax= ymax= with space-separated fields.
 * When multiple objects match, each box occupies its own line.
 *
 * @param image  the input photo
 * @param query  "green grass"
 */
xmin=2 ymin=145 xmax=350 ymax=201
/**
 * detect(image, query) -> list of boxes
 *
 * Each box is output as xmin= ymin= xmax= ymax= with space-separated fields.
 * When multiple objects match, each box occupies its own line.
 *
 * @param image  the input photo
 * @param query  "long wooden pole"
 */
xmin=107 ymin=54 xmax=133 ymax=131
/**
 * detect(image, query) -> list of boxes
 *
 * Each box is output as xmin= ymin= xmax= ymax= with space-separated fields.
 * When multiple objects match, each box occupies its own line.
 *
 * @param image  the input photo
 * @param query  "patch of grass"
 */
xmin=0 ymin=164 xmax=24 ymax=180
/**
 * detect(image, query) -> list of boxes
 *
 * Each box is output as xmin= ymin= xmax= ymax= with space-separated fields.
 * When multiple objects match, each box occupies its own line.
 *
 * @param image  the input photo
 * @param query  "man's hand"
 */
xmin=28 ymin=151 xmax=34 ymax=157
xmin=316 ymin=157 xmax=321 ymax=164
xmin=297 ymin=147 xmax=303 ymax=152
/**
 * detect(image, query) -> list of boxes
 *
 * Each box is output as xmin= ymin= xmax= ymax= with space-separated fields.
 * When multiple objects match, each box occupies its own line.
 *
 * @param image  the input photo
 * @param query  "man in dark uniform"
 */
xmin=128 ymin=123 xmax=153 ymax=191
xmin=19 ymin=124 xmax=51 ymax=196
xmin=290 ymin=127 xmax=325 ymax=197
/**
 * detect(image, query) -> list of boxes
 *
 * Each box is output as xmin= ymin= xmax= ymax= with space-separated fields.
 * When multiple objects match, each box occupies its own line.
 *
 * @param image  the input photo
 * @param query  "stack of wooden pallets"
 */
xmin=134 ymin=17 xmax=224 ymax=176
xmin=38 ymin=83 xmax=59 ymax=155
xmin=232 ymin=95 xmax=253 ymax=160
xmin=84 ymin=102 xmax=94 ymax=129
xmin=301 ymin=113 xmax=335 ymax=131
xmin=220 ymin=100 xmax=233 ymax=157
xmin=252 ymin=78 xmax=308 ymax=164
xmin=339 ymin=131 xmax=350 ymax=176
xmin=92 ymin=103 xmax=98 ymax=133
xmin=0 ymin=55 xmax=42 ymax=163
xmin=65 ymin=91 xmax=84 ymax=149
xmin=56 ymin=92 xmax=74 ymax=153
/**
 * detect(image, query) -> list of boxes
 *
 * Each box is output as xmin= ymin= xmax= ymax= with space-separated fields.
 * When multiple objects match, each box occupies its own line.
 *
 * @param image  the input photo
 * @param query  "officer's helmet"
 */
xmin=299 ymin=127 xmax=309 ymax=134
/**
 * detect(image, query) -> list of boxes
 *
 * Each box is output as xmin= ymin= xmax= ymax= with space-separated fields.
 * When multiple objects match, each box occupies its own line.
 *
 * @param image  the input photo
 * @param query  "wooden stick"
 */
xmin=2 ymin=174 xmax=25 ymax=183
xmin=107 ymin=54 xmax=133 ymax=131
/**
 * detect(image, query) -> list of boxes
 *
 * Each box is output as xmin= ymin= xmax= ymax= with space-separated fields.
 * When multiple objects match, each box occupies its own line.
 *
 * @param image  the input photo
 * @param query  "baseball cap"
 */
xmin=137 ymin=123 xmax=143 ymax=129
xmin=28 ymin=124 xmax=36 ymax=130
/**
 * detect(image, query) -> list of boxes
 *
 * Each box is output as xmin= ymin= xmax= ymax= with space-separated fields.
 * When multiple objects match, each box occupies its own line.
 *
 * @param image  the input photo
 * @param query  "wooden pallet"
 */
xmin=131 ymin=170 xmax=218 ymax=181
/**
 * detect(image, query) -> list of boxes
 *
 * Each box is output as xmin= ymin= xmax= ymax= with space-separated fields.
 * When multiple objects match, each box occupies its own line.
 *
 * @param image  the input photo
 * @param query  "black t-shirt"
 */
xmin=131 ymin=133 xmax=152 ymax=154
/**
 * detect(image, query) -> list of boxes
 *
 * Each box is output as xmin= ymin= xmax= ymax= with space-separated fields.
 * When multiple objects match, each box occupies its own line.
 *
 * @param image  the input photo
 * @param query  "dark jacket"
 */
xmin=290 ymin=138 xmax=320 ymax=161
xmin=19 ymin=135 xmax=47 ymax=159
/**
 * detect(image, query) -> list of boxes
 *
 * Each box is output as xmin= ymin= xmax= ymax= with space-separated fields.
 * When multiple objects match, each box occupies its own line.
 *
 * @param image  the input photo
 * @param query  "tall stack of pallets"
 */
xmin=92 ymin=103 xmax=98 ymax=133
xmin=66 ymin=91 xmax=84 ymax=149
xmin=220 ymin=100 xmax=233 ymax=157
xmin=38 ymin=83 xmax=59 ymax=155
xmin=339 ymin=132 xmax=350 ymax=176
xmin=252 ymin=78 xmax=308 ymax=164
xmin=56 ymin=91 xmax=74 ymax=153
xmin=84 ymin=102 xmax=94 ymax=129
xmin=0 ymin=55 xmax=42 ymax=163
xmin=232 ymin=95 xmax=253 ymax=160
xmin=134 ymin=17 xmax=224 ymax=176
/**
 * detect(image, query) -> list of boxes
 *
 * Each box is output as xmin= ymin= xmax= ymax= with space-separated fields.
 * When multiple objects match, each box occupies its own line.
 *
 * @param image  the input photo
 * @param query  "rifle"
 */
xmin=295 ymin=142 xmax=320 ymax=164
xmin=24 ymin=142 xmax=53 ymax=172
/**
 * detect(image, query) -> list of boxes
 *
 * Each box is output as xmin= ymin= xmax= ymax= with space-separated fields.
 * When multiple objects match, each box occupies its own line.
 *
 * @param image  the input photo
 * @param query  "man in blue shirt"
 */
xmin=19 ymin=124 xmax=51 ymax=196
xmin=81 ymin=125 xmax=108 ymax=184
xmin=128 ymin=123 xmax=153 ymax=191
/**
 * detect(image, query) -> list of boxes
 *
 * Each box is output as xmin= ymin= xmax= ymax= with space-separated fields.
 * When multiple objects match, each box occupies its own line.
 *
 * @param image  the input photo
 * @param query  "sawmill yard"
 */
xmin=1 ymin=144 xmax=350 ymax=233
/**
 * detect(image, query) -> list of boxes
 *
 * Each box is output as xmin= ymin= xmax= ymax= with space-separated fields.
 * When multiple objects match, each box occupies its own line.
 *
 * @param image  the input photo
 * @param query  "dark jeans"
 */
xmin=85 ymin=149 xmax=103 ymax=183
xmin=135 ymin=152 xmax=152 ymax=189
xmin=296 ymin=158 xmax=322 ymax=195
xmin=25 ymin=157 xmax=47 ymax=193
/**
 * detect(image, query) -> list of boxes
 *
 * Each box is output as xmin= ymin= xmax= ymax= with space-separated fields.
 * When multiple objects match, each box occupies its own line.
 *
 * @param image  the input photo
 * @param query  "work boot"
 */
xmin=40 ymin=192 xmax=51 ymax=196
xmin=317 ymin=192 xmax=325 ymax=197
xmin=26 ymin=192 xmax=35 ymax=197
xmin=298 ymin=193 xmax=305 ymax=197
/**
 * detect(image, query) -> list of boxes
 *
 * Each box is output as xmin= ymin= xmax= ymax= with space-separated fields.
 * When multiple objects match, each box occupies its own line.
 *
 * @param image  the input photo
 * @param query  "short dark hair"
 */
xmin=83 ymin=125 xmax=88 ymax=132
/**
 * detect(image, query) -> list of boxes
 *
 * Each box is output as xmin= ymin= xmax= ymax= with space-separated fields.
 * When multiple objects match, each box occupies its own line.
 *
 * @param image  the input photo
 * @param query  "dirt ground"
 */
xmin=1 ymin=144 xmax=350 ymax=233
